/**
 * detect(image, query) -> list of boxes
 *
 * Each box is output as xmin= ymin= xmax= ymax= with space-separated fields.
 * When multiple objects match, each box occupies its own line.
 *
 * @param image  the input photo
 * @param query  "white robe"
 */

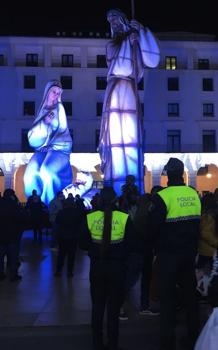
xmin=99 ymin=28 xmax=160 ymax=195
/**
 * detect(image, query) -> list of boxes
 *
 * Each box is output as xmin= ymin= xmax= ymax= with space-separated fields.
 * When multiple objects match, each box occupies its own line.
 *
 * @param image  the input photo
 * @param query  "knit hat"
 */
xmin=164 ymin=157 xmax=184 ymax=176
xmin=99 ymin=186 xmax=117 ymax=209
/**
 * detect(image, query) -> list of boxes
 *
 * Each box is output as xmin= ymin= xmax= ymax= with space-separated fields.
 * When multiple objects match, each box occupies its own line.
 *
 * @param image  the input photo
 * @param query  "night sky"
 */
xmin=0 ymin=0 xmax=217 ymax=38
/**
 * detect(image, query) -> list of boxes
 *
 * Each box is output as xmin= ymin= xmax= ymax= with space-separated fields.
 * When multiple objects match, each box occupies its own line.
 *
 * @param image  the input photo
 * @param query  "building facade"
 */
xmin=1 ymin=32 xmax=218 ymax=198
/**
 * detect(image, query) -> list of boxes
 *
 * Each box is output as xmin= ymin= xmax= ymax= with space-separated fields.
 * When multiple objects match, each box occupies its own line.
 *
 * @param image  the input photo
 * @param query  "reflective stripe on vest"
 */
xmin=158 ymin=186 xmax=201 ymax=222
xmin=87 ymin=210 xmax=128 ymax=244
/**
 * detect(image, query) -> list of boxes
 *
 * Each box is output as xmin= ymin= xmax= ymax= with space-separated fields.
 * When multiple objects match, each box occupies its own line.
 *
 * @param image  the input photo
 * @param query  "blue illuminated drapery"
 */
xmin=24 ymin=81 xmax=72 ymax=205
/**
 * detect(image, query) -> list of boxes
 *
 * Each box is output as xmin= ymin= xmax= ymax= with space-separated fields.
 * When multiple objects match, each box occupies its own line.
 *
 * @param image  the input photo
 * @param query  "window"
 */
xmin=203 ymin=103 xmax=214 ymax=117
xmin=21 ymin=129 xmax=33 ymax=151
xmin=62 ymin=54 xmax=74 ymax=67
xmin=24 ymin=75 xmax=35 ymax=89
xmin=203 ymin=78 xmax=213 ymax=91
xmin=168 ymin=78 xmax=179 ymax=91
xmin=26 ymin=53 xmax=38 ymax=66
xmin=138 ymin=79 xmax=144 ymax=90
xmin=202 ymin=130 xmax=216 ymax=152
xmin=63 ymin=102 xmax=72 ymax=116
xmin=96 ymin=76 xmax=107 ymax=90
xmin=198 ymin=59 xmax=209 ymax=70
xmin=61 ymin=76 xmax=72 ymax=89
xmin=165 ymin=56 xmax=177 ymax=70
xmin=97 ymin=55 xmax=107 ymax=68
xmin=23 ymin=101 xmax=35 ymax=116
xmin=96 ymin=102 xmax=103 ymax=117
xmin=167 ymin=130 xmax=181 ymax=152
xmin=95 ymin=129 xmax=100 ymax=151
xmin=0 ymin=54 xmax=4 ymax=66
xmin=168 ymin=103 xmax=179 ymax=117
xmin=92 ymin=181 xmax=104 ymax=189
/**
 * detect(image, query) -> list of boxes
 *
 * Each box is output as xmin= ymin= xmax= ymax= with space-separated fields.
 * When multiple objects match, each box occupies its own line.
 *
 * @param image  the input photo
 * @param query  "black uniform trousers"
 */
xmin=90 ymin=259 xmax=126 ymax=350
xmin=158 ymin=252 xmax=199 ymax=350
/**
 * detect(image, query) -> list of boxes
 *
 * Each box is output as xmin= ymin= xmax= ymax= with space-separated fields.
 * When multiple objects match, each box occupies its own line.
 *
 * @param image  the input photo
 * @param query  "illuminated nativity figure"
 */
xmin=24 ymin=80 xmax=73 ymax=205
xmin=98 ymin=8 xmax=160 ymax=195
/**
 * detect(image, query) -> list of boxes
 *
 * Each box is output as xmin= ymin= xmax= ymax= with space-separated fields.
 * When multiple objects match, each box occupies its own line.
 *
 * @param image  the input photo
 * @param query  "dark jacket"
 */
xmin=150 ymin=183 xmax=201 ymax=256
xmin=133 ymin=193 xmax=156 ymax=255
xmin=0 ymin=197 xmax=26 ymax=244
xmin=56 ymin=205 xmax=83 ymax=240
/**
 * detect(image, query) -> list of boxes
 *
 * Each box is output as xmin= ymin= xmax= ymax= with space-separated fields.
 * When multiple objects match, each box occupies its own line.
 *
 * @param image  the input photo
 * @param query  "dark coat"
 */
xmin=55 ymin=205 xmax=83 ymax=240
xmin=0 ymin=197 xmax=26 ymax=244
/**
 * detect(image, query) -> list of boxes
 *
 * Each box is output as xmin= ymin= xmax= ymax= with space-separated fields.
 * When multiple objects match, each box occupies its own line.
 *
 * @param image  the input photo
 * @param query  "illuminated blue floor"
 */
xmin=0 ymin=231 xmax=211 ymax=350
xmin=0 ymin=230 xmax=144 ymax=328
xmin=0 ymin=230 xmax=92 ymax=327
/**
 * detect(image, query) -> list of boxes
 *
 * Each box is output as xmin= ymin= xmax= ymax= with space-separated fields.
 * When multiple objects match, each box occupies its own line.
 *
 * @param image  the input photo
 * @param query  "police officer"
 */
xmin=150 ymin=158 xmax=201 ymax=350
xmin=79 ymin=186 xmax=134 ymax=350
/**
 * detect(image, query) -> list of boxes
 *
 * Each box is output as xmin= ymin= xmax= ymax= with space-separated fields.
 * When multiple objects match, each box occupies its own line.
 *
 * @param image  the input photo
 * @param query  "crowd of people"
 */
xmin=0 ymin=188 xmax=86 ymax=281
xmin=2 ymin=6 xmax=218 ymax=350
xmin=1 ymin=157 xmax=218 ymax=350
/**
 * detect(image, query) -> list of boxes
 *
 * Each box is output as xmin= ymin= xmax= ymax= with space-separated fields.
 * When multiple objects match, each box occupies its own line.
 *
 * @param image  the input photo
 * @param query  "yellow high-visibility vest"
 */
xmin=158 ymin=186 xmax=201 ymax=222
xmin=87 ymin=210 xmax=128 ymax=243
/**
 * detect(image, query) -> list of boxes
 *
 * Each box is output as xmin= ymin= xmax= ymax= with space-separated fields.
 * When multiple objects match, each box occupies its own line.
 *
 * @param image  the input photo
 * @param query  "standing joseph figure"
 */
xmin=99 ymin=8 xmax=160 ymax=195
xmin=24 ymin=80 xmax=72 ymax=205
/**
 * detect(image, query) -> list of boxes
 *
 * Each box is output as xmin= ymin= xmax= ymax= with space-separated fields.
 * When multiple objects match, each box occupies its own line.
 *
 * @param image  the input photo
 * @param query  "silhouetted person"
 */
xmin=54 ymin=199 xmax=83 ymax=277
xmin=0 ymin=189 xmax=26 ymax=281
xmin=79 ymin=186 xmax=135 ymax=350
xmin=150 ymin=158 xmax=201 ymax=350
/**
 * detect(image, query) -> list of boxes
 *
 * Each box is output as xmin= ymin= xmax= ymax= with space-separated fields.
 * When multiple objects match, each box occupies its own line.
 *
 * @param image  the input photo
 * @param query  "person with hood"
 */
xmin=24 ymin=79 xmax=72 ymax=205
xmin=79 ymin=186 xmax=135 ymax=350
xmin=150 ymin=158 xmax=201 ymax=350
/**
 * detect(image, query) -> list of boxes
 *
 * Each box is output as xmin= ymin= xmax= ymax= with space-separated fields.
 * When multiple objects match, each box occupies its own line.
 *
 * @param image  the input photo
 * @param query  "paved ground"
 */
xmin=0 ymin=231 xmax=212 ymax=350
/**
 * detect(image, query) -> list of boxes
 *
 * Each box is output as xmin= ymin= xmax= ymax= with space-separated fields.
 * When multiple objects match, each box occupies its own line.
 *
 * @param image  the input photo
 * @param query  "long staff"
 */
xmin=131 ymin=0 xmax=144 ymax=194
